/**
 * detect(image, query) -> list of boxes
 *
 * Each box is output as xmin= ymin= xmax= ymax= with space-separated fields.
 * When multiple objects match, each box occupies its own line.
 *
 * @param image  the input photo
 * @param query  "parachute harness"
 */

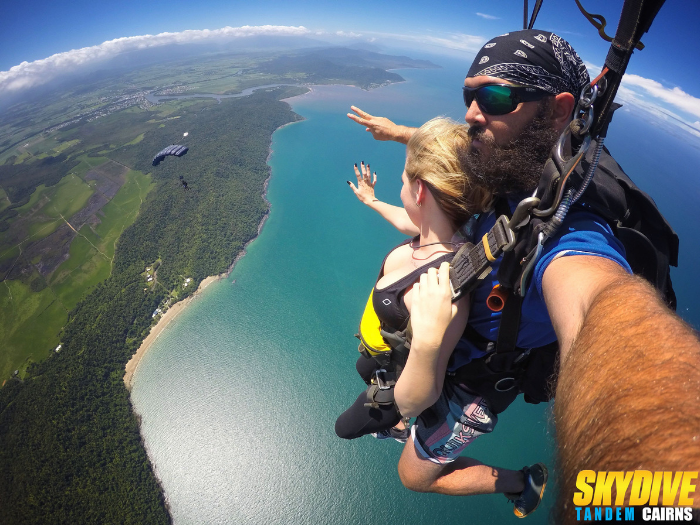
xmin=448 ymin=77 xmax=605 ymax=301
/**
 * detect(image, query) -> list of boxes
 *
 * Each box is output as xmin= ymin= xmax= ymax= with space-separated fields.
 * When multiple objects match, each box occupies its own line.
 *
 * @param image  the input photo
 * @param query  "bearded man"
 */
xmin=347 ymin=29 xmax=700 ymax=522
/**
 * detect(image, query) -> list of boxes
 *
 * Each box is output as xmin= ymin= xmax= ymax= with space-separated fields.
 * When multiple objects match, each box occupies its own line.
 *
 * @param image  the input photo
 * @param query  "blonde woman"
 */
xmin=337 ymin=117 xmax=547 ymax=515
xmin=336 ymin=117 xmax=488 ymax=442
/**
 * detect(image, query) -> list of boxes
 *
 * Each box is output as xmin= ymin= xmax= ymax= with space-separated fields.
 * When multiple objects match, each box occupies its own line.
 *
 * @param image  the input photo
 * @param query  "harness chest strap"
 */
xmin=449 ymin=196 xmax=533 ymax=301
xmin=449 ymin=215 xmax=515 ymax=301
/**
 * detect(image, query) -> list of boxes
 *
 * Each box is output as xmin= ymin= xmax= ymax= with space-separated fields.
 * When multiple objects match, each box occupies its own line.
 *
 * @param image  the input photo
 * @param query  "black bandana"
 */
xmin=467 ymin=29 xmax=590 ymax=97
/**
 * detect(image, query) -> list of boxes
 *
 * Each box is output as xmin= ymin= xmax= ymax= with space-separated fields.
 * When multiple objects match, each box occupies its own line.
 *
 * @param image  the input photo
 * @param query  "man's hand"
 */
xmin=347 ymin=106 xmax=415 ymax=144
xmin=347 ymin=161 xmax=377 ymax=206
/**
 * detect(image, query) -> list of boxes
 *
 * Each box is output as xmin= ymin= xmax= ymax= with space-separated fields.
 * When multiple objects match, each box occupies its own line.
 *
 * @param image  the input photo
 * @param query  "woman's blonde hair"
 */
xmin=405 ymin=117 xmax=492 ymax=227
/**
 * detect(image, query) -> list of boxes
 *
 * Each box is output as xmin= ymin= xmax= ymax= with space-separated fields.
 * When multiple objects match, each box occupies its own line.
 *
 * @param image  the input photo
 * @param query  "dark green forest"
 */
xmin=0 ymin=86 xmax=306 ymax=523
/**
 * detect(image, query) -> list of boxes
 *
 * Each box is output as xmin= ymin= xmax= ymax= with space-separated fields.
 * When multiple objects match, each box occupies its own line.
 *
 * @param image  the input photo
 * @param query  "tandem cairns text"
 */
xmin=573 ymin=471 xmax=697 ymax=522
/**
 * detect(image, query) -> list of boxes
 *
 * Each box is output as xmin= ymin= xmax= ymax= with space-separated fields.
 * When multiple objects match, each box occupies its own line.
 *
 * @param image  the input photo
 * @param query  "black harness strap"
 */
xmin=592 ymin=0 xmax=666 ymax=138
xmin=527 ymin=0 xmax=545 ymax=30
xmin=496 ymin=292 xmax=523 ymax=355
xmin=449 ymin=215 xmax=514 ymax=300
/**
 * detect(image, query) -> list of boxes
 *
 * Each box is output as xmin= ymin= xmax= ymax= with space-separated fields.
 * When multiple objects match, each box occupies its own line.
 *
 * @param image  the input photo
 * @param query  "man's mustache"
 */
xmin=467 ymin=126 xmax=484 ymax=140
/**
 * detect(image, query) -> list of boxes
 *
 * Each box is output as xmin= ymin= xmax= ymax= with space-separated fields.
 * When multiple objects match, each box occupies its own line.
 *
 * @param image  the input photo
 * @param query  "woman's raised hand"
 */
xmin=347 ymin=161 xmax=377 ymax=205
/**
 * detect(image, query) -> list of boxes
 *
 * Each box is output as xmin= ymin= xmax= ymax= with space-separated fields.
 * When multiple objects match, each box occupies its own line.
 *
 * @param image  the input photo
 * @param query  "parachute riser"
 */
xmin=503 ymin=78 xmax=610 ymax=296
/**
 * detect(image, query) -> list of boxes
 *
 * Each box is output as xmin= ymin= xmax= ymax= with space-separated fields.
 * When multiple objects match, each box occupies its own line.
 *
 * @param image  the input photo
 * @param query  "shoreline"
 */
xmin=124 ymin=273 xmax=223 ymax=391
xmin=123 ymin=78 xmax=394 ymax=392
xmin=123 ymin=100 xmax=307 ymax=392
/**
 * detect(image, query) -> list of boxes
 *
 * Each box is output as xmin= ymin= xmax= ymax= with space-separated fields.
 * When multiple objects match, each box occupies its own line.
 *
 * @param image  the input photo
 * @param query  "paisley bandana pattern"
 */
xmin=467 ymin=29 xmax=590 ymax=97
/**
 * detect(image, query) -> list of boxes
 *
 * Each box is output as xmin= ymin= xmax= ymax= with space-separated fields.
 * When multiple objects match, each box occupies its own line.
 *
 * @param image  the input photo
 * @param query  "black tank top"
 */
xmin=373 ymin=238 xmax=455 ymax=331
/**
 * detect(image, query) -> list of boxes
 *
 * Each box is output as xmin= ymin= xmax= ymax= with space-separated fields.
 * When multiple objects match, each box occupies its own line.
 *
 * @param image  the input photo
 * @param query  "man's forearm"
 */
xmin=393 ymin=125 xmax=416 ymax=145
xmin=554 ymin=275 xmax=700 ymax=521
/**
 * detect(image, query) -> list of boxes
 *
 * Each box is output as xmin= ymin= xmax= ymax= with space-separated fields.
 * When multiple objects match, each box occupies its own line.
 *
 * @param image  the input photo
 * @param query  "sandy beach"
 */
xmin=124 ymin=93 xmax=310 ymax=392
xmin=123 ymin=273 xmax=223 ymax=390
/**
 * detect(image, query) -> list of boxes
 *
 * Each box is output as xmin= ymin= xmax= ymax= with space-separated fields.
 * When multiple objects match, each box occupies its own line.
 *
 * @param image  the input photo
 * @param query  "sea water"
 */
xmin=130 ymin=58 xmax=700 ymax=525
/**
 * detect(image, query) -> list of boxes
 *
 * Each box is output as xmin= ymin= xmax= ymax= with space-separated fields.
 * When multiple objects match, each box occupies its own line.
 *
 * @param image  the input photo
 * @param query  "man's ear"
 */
xmin=551 ymin=92 xmax=576 ymax=132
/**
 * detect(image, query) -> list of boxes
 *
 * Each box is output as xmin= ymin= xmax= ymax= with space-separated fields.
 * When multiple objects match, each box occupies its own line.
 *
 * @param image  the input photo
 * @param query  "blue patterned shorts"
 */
xmin=411 ymin=378 xmax=498 ymax=464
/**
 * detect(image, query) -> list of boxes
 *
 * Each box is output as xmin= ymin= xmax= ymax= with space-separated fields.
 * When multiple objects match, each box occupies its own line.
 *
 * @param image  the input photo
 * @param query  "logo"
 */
xmin=520 ymin=39 xmax=535 ymax=49
xmin=535 ymin=34 xmax=547 ymax=43
xmin=479 ymin=56 xmax=489 ymax=64
xmin=514 ymin=50 xmax=527 ymax=59
xmin=573 ymin=471 xmax=697 ymax=522
xmin=484 ymin=43 xmax=496 ymax=48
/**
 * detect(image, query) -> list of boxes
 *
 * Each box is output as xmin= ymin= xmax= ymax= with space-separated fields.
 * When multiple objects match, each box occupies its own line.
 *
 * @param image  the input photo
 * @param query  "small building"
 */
xmin=147 ymin=277 xmax=153 ymax=282
xmin=55 ymin=344 xmax=62 ymax=353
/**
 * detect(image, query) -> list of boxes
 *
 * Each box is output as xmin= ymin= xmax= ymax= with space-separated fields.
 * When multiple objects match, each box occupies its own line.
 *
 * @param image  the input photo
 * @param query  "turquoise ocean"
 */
xmin=130 ymin=57 xmax=700 ymax=525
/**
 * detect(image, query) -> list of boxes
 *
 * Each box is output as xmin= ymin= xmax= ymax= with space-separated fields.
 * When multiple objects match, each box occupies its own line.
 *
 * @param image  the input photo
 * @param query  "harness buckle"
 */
xmin=374 ymin=369 xmax=391 ymax=390
xmin=494 ymin=215 xmax=516 ymax=253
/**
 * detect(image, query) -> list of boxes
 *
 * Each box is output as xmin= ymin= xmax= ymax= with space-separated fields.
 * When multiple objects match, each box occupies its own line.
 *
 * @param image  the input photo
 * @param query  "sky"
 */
xmin=1 ymin=0 xmax=699 ymax=137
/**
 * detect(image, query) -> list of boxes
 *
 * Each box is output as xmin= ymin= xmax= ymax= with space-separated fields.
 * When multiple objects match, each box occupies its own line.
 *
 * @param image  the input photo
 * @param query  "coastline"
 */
xmin=124 ymin=97 xmax=308 ymax=392
xmin=124 ymin=273 xmax=224 ymax=391
xmin=123 ymin=79 xmax=388 ymax=392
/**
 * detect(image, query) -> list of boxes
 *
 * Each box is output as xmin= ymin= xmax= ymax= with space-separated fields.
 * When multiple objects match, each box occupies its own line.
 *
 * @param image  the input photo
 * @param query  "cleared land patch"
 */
xmin=0 ymin=278 xmax=67 ymax=380
xmin=0 ymin=161 xmax=152 ymax=380
xmin=0 ymin=188 xmax=9 ymax=213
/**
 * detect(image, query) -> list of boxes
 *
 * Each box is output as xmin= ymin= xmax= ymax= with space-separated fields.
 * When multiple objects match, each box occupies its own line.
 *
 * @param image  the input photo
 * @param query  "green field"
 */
xmin=125 ymin=133 xmax=144 ymax=145
xmin=0 ymin=167 xmax=153 ymax=380
xmin=0 ymin=278 xmax=67 ymax=381
xmin=50 ymin=168 xmax=153 ymax=310
xmin=0 ymin=188 xmax=9 ymax=213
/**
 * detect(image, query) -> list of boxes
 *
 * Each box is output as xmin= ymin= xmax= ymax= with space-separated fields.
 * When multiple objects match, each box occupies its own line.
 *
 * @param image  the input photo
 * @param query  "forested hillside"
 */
xmin=0 ymin=86 xmax=305 ymax=524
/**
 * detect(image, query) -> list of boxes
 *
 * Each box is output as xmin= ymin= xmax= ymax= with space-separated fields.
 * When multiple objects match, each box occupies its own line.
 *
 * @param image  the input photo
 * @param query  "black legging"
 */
xmin=334 ymin=355 xmax=402 ymax=440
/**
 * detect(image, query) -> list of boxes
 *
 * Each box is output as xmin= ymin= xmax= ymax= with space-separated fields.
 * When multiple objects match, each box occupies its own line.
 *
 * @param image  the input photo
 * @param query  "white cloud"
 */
xmin=584 ymin=62 xmax=700 ymax=137
xmin=362 ymin=30 xmax=485 ymax=54
xmin=336 ymin=31 xmax=362 ymax=38
xmin=476 ymin=13 xmax=500 ymax=20
xmin=0 ymin=25 xmax=310 ymax=95
xmin=622 ymin=74 xmax=700 ymax=119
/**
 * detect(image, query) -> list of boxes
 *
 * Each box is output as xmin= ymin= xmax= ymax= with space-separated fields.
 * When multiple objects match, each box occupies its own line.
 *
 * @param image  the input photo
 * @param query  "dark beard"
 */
xmin=460 ymin=104 xmax=560 ymax=195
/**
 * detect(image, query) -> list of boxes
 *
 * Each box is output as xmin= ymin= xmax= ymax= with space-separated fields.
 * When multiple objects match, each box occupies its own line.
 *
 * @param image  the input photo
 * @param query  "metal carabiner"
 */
xmin=534 ymin=131 xmax=591 ymax=218
xmin=554 ymin=124 xmax=591 ymax=165
xmin=578 ymin=83 xmax=599 ymax=110
xmin=374 ymin=369 xmax=391 ymax=390
xmin=577 ymin=109 xmax=595 ymax=136
xmin=517 ymin=232 xmax=546 ymax=295
xmin=507 ymin=196 xmax=541 ymax=232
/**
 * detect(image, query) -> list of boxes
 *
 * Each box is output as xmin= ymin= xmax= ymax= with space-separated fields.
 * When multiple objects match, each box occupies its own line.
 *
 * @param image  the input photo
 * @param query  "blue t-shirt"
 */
xmin=448 ymin=200 xmax=632 ymax=371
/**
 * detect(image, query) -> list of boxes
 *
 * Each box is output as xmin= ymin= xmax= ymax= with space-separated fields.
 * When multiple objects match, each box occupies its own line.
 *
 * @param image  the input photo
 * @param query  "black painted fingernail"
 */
xmin=354 ymin=163 xmax=357 ymax=167
xmin=346 ymin=180 xmax=351 ymax=185
xmin=361 ymin=161 xmax=364 ymax=165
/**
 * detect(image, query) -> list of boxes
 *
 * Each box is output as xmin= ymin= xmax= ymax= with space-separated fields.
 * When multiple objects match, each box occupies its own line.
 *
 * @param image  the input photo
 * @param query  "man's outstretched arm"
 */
xmin=542 ymin=256 xmax=700 ymax=522
xmin=347 ymin=106 xmax=417 ymax=144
